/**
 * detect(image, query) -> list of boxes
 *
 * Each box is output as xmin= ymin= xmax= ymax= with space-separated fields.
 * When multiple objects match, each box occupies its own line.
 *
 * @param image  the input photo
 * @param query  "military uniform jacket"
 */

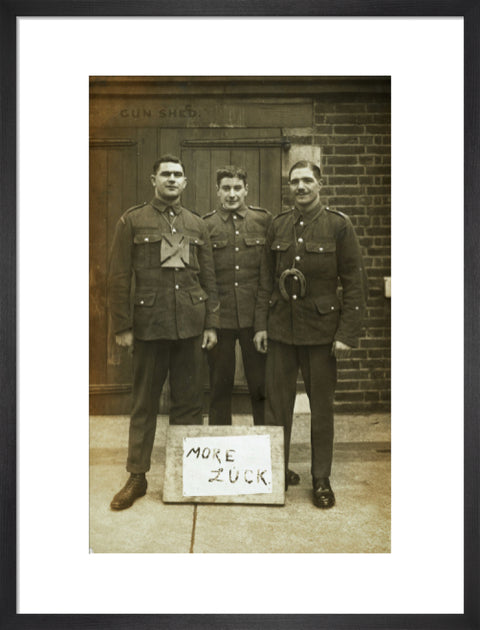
xmin=255 ymin=204 xmax=366 ymax=347
xmin=108 ymin=197 xmax=220 ymax=340
xmin=203 ymin=205 xmax=272 ymax=329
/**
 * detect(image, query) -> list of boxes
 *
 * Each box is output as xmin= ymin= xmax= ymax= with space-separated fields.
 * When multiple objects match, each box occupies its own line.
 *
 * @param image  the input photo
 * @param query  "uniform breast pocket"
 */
xmin=133 ymin=230 xmax=163 ymax=268
xmin=271 ymin=240 xmax=291 ymax=274
xmin=304 ymin=239 xmax=337 ymax=276
xmin=244 ymin=235 xmax=266 ymax=266
xmin=186 ymin=235 xmax=204 ymax=270
xmin=211 ymin=238 xmax=228 ymax=251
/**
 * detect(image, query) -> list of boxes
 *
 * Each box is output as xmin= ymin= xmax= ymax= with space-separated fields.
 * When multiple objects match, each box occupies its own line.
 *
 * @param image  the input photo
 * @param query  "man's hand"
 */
xmin=115 ymin=330 xmax=134 ymax=348
xmin=331 ymin=340 xmax=353 ymax=359
xmin=254 ymin=330 xmax=268 ymax=354
xmin=202 ymin=328 xmax=217 ymax=350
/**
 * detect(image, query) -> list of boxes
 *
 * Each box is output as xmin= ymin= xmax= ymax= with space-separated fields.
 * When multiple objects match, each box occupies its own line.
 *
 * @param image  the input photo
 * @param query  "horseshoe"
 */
xmin=279 ymin=268 xmax=306 ymax=301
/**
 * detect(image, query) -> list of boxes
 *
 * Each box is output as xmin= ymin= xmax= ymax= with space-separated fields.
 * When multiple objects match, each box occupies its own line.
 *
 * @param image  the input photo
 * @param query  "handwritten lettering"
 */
xmin=206 ymin=467 xmax=268 ymax=485
xmin=208 ymin=468 xmax=223 ymax=482
xmin=183 ymin=435 xmax=272 ymax=496
xmin=186 ymin=446 xmax=236 ymax=463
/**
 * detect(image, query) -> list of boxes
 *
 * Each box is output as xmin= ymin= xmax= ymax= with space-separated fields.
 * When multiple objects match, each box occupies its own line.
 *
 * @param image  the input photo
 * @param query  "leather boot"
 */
xmin=110 ymin=473 xmax=147 ymax=510
xmin=313 ymin=477 xmax=335 ymax=509
xmin=286 ymin=469 xmax=300 ymax=486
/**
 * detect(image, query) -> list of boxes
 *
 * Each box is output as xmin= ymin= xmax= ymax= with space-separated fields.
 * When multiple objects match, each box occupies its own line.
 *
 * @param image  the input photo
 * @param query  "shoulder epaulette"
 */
xmin=325 ymin=206 xmax=347 ymax=220
xmin=120 ymin=201 xmax=147 ymax=224
xmin=273 ymin=208 xmax=293 ymax=220
xmin=203 ymin=210 xmax=217 ymax=220
xmin=248 ymin=204 xmax=269 ymax=214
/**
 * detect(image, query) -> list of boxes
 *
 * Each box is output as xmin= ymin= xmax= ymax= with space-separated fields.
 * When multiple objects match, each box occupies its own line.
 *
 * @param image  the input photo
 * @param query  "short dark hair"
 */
xmin=216 ymin=165 xmax=247 ymax=187
xmin=288 ymin=160 xmax=322 ymax=182
xmin=152 ymin=155 xmax=186 ymax=176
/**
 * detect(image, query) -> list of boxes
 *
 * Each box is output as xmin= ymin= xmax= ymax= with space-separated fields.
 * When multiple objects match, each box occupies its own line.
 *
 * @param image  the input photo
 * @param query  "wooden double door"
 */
xmin=90 ymin=126 xmax=286 ymax=414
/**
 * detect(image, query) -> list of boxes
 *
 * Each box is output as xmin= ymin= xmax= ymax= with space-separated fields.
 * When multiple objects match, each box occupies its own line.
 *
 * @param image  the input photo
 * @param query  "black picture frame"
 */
xmin=1 ymin=1 xmax=478 ymax=629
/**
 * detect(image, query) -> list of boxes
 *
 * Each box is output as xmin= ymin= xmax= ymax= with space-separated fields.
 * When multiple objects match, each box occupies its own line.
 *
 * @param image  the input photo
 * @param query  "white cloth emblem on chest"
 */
xmin=160 ymin=233 xmax=190 ymax=268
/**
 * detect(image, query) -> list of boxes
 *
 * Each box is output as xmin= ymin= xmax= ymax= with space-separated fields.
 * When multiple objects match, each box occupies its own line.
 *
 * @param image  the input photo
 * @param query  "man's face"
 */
xmin=289 ymin=167 xmax=322 ymax=209
xmin=217 ymin=177 xmax=248 ymax=212
xmin=150 ymin=162 xmax=187 ymax=201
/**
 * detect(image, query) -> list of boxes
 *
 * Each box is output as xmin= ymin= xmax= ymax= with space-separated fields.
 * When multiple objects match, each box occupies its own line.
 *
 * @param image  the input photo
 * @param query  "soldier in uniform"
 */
xmin=254 ymin=160 xmax=366 ymax=507
xmin=203 ymin=165 xmax=300 ymax=486
xmin=108 ymin=155 xmax=219 ymax=510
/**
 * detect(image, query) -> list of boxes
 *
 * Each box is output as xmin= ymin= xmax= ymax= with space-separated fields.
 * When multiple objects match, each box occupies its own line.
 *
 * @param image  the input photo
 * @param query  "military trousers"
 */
xmin=207 ymin=327 xmax=266 ymax=425
xmin=127 ymin=335 xmax=204 ymax=473
xmin=264 ymin=339 xmax=337 ymax=481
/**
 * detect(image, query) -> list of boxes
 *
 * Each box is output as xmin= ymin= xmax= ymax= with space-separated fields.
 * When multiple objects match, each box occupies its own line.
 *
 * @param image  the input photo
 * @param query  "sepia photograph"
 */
xmin=89 ymin=75 xmax=391 ymax=554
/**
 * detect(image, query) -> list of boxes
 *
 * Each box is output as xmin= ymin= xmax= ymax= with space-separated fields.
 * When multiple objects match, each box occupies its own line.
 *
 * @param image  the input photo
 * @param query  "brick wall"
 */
xmin=284 ymin=94 xmax=391 ymax=412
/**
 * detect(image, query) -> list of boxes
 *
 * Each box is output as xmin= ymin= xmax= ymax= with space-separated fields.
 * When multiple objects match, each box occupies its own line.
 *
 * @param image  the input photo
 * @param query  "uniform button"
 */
xmin=299 ymin=221 xmax=304 ymax=227
xmin=256 ymin=240 xmax=260 ymax=244
xmin=172 ymin=228 xmax=177 ymax=234
xmin=140 ymin=300 xmax=144 ymax=305
xmin=174 ymin=268 xmax=179 ymax=272
xmin=199 ymin=297 xmax=203 ymax=301
xmin=298 ymin=237 xmax=304 ymax=243
xmin=295 ymin=255 xmax=301 ymax=261
xmin=235 ymin=247 xmax=239 ymax=252
xmin=234 ymin=282 xmax=239 ymax=287
xmin=319 ymin=247 xmax=323 ymax=252
xmin=235 ymin=230 xmax=240 ymax=236
xmin=194 ymin=239 xmax=198 ymax=243
xmin=235 ymin=265 xmax=240 ymax=270
xmin=233 ymin=214 xmax=238 ymax=220
xmin=175 ymin=284 xmax=179 ymax=290
xmin=331 ymin=306 xmax=335 ymax=310
xmin=170 ymin=211 xmax=175 ymax=217
xmin=292 ymin=294 xmax=297 ymax=300
xmin=355 ymin=306 xmax=359 ymax=310
xmin=277 ymin=244 xmax=281 ymax=249
xmin=213 ymin=244 xmax=217 ymax=248
xmin=144 ymin=237 xmax=149 ymax=242
xmin=293 ymin=276 xmax=298 ymax=282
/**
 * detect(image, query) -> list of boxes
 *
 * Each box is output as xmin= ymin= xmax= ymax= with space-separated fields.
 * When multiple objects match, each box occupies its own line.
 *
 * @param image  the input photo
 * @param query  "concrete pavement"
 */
xmin=89 ymin=409 xmax=390 ymax=554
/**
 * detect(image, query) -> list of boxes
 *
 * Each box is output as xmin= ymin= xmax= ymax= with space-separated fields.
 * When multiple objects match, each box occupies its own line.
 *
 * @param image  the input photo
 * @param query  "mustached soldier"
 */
xmin=254 ymin=160 xmax=366 ymax=505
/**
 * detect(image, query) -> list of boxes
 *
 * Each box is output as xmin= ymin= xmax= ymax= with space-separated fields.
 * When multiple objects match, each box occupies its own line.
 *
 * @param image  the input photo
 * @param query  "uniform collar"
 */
xmin=218 ymin=204 xmax=248 ymax=222
xmin=293 ymin=202 xmax=323 ymax=224
xmin=150 ymin=197 xmax=182 ymax=215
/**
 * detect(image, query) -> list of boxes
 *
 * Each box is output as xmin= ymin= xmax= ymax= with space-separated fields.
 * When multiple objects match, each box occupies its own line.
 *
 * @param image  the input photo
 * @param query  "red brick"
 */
xmin=334 ymin=166 xmax=364 ymax=175
xmin=366 ymin=124 xmax=390 ymax=134
xmin=328 ymin=197 xmax=358 ymax=206
xmin=334 ymin=145 xmax=366 ymax=155
xmin=334 ymin=125 xmax=365 ymax=135
xmin=314 ymin=125 xmax=334 ymax=134
xmin=335 ymin=391 xmax=364 ymax=402
xmin=335 ymin=135 xmax=361 ymax=145
xmin=334 ymin=103 xmax=367 ymax=113
xmin=328 ymin=175 xmax=359 ymax=185
xmin=365 ymin=145 xmax=391 ymax=154
xmin=366 ymin=102 xmax=390 ymax=113
xmin=335 ymin=186 xmax=362 ymax=196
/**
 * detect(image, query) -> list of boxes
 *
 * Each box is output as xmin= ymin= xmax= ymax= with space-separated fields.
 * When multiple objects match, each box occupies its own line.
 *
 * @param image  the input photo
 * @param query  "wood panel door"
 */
xmin=90 ymin=127 xmax=286 ymax=413
xmin=179 ymin=129 xmax=285 ymax=389
xmin=89 ymin=134 xmax=138 ymax=413
xmin=178 ymin=129 xmax=284 ymax=217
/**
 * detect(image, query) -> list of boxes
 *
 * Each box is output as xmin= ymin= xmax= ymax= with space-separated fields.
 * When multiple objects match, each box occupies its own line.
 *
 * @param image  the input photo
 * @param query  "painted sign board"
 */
xmin=163 ymin=425 xmax=285 ymax=505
